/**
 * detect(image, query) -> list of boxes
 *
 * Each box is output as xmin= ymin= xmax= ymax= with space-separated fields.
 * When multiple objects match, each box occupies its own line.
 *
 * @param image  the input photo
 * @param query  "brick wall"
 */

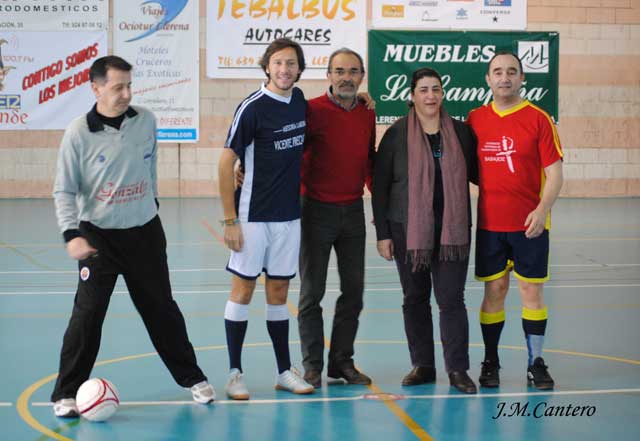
xmin=528 ymin=0 xmax=640 ymax=196
xmin=0 ymin=0 xmax=638 ymax=198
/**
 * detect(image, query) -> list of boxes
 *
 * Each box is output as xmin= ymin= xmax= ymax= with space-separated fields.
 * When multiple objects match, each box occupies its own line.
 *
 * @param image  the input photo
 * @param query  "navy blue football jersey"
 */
xmin=226 ymin=85 xmax=306 ymax=222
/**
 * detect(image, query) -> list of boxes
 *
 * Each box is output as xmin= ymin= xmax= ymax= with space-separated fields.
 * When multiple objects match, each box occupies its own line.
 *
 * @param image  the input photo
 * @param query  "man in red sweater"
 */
xmin=298 ymin=48 xmax=376 ymax=388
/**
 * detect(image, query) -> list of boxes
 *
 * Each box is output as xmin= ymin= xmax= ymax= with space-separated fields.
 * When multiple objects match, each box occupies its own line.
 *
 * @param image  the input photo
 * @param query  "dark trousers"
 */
xmin=51 ymin=216 xmax=206 ymax=401
xmin=390 ymin=222 xmax=470 ymax=373
xmin=298 ymin=197 xmax=366 ymax=372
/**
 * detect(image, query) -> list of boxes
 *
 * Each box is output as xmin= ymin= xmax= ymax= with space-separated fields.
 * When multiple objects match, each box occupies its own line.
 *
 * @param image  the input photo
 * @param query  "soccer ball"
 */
xmin=75 ymin=378 xmax=120 ymax=422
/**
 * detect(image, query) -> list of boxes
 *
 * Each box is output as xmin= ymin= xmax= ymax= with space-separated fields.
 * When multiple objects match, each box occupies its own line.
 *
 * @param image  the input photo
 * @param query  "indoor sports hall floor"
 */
xmin=1 ymin=197 xmax=639 ymax=441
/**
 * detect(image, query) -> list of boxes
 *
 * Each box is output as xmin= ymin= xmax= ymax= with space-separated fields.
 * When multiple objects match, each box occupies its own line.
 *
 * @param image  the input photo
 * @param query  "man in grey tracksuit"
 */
xmin=50 ymin=56 xmax=214 ymax=418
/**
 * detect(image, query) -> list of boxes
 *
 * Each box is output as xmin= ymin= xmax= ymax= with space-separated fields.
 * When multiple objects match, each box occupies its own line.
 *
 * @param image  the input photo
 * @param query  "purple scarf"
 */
xmin=406 ymin=106 xmax=470 ymax=271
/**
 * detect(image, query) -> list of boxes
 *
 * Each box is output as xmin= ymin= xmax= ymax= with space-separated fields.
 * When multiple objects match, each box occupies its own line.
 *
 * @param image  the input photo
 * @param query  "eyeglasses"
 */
xmin=329 ymin=68 xmax=364 ymax=78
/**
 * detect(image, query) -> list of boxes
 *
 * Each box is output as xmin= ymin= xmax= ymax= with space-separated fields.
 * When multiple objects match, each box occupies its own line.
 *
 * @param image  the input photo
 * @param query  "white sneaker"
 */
xmin=225 ymin=368 xmax=250 ymax=400
xmin=53 ymin=398 xmax=79 ymax=418
xmin=190 ymin=380 xmax=215 ymax=404
xmin=275 ymin=368 xmax=314 ymax=395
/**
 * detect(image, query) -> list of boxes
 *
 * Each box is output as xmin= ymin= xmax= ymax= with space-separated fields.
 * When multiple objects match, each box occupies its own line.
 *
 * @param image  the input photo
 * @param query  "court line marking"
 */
xmin=29 ymin=387 xmax=640 ymax=407
xmin=2 ymin=284 xmax=639 ymax=296
xmin=5 ymin=303 xmax=640 ymax=320
xmin=0 ymin=241 xmax=54 ymax=271
xmin=32 ymin=396 xmax=363 ymax=406
xmin=2 ymin=236 xmax=638 ymax=249
xmin=366 ymin=382 xmax=433 ymax=440
xmin=205 ymin=218 xmax=433 ymax=440
xmin=407 ymin=388 xmax=640 ymax=400
xmin=0 ymin=403 xmax=12 ymax=407
xmin=1 ymin=263 xmax=639 ymax=275
xmin=0 ymin=241 xmax=219 ymax=249
xmin=2 ymin=235 xmax=637 ymax=248
xmin=16 ymin=341 xmax=640 ymax=441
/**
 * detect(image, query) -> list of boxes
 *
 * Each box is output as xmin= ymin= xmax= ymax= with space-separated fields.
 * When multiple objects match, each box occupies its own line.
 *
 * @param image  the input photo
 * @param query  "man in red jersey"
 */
xmin=297 ymin=48 xmax=376 ymax=388
xmin=466 ymin=51 xmax=563 ymax=390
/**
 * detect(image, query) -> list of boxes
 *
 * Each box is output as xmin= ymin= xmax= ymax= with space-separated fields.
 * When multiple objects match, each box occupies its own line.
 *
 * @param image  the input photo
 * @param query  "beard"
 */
xmin=335 ymin=82 xmax=357 ymax=100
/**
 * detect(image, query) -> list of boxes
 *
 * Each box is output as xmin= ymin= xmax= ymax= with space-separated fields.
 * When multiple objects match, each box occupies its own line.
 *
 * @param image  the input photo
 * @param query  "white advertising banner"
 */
xmin=0 ymin=31 xmax=107 ymax=130
xmin=114 ymin=0 xmax=199 ymax=142
xmin=371 ymin=0 xmax=526 ymax=30
xmin=0 ymin=0 xmax=108 ymax=32
xmin=206 ymin=0 xmax=368 ymax=79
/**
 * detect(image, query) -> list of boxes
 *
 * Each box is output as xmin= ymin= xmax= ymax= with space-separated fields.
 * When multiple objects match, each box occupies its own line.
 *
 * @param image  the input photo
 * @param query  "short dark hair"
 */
xmin=408 ymin=67 xmax=443 ymax=108
xmin=90 ymin=56 xmax=132 ymax=83
xmin=259 ymin=38 xmax=305 ymax=82
xmin=327 ymin=48 xmax=365 ymax=74
xmin=487 ymin=51 xmax=523 ymax=74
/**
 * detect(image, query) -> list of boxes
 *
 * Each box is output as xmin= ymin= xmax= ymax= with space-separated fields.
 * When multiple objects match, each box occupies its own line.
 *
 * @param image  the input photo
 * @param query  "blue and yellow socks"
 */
xmin=522 ymin=306 xmax=548 ymax=366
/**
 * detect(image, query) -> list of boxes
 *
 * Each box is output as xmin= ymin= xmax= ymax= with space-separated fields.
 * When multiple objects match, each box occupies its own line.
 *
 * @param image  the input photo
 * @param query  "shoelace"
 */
xmin=533 ymin=364 xmax=549 ymax=374
xmin=289 ymin=367 xmax=303 ymax=378
xmin=192 ymin=382 xmax=213 ymax=398
xmin=481 ymin=361 xmax=500 ymax=370
xmin=229 ymin=373 xmax=243 ymax=385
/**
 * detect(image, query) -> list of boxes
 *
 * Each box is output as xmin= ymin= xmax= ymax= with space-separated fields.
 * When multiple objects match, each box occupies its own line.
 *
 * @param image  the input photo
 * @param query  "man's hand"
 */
xmin=234 ymin=165 xmax=244 ymax=189
xmin=66 ymin=237 xmax=98 ymax=260
xmin=357 ymin=92 xmax=376 ymax=110
xmin=377 ymin=239 xmax=394 ymax=261
xmin=525 ymin=159 xmax=563 ymax=239
xmin=524 ymin=205 xmax=547 ymax=239
xmin=224 ymin=224 xmax=244 ymax=252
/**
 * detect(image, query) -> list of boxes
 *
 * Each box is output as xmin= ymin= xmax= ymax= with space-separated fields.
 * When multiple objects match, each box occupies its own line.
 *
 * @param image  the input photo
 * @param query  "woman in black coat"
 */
xmin=372 ymin=67 xmax=478 ymax=394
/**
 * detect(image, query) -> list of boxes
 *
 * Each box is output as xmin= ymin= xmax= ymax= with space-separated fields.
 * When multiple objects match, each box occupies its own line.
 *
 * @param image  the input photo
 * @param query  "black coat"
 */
xmin=372 ymin=116 xmax=478 ymax=241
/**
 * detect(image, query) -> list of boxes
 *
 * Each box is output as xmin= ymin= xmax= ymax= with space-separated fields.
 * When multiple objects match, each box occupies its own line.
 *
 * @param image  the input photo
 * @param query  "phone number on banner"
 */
xmin=61 ymin=21 xmax=105 ymax=30
xmin=218 ymin=56 xmax=261 ymax=69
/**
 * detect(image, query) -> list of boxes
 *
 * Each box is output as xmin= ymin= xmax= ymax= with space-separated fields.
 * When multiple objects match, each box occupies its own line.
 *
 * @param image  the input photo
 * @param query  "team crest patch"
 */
xmin=80 ymin=267 xmax=90 ymax=281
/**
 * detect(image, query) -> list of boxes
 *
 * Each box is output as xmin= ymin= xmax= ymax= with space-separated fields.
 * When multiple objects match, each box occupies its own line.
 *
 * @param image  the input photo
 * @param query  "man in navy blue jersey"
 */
xmin=217 ymin=38 xmax=314 ymax=400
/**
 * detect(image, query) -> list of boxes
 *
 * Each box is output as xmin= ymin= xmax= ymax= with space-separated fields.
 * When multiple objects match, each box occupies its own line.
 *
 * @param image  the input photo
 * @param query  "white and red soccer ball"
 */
xmin=75 ymin=378 xmax=120 ymax=422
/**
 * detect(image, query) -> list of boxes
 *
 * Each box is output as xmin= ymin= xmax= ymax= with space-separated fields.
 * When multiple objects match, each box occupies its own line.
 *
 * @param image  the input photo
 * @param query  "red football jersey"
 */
xmin=467 ymin=100 xmax=563 ymax=232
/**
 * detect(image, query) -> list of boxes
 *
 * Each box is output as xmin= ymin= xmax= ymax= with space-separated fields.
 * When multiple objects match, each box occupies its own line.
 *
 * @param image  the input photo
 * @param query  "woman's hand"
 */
xmin=377 ymin=239 xmax=394 ymax=261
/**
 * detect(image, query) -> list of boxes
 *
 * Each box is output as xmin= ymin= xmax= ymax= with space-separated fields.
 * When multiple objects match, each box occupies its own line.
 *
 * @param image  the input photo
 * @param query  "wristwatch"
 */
xmin=220 ymin=218 xmax=240 ymax=226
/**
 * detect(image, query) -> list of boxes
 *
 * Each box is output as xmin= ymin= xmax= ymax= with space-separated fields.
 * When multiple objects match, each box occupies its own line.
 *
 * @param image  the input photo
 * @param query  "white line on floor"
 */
xmin=30 ymin=387 xmax=640 ymax=407
xmin=1 ymin=284 xmax=639 ymax=296
xmin=1 ymin=263 xmax=638 ymax=275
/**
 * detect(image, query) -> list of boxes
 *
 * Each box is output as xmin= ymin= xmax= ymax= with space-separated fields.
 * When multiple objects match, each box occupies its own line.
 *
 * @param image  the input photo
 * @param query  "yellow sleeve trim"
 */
xmin=522 ymin=306 xmax=548 ymax=321
xmin=480 ymin=310 xmax=506 ymax=325
xmin=529 ymin=102 xmax=564 ymax=159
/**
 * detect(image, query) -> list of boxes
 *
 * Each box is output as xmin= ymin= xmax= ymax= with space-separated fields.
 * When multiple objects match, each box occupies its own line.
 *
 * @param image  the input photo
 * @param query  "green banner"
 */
xmin=368 ymin=30 xmax=559 ymax=124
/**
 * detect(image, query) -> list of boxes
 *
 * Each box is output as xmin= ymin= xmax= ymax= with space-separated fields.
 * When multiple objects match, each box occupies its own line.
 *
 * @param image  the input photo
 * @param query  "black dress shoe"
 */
xmin=449 ymin=371 xmax=477 ymax=394
xmin=401 ymin=366 xmax=436 ymax=386
xmin=327 ymin=364 xmax=372 ymax=385
xmin=303 ymin=369 xmax=322 ymax=388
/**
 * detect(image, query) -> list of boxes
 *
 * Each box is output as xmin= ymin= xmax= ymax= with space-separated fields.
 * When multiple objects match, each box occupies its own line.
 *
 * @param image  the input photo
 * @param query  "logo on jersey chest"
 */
xmin=274 ymin=134 xmax=304 ymax=151
xmin=481 ymin=136 xmax=517 ymax=173
xmin=272 ymin=120 xmax=306 ymax=151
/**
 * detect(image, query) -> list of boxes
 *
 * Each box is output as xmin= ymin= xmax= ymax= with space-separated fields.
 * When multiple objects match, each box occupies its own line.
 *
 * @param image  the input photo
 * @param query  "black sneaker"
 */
xmin=527 ymin=357 xmax=555 ymax=390
xmin=479 ymin=360 xmax=500 ymax=388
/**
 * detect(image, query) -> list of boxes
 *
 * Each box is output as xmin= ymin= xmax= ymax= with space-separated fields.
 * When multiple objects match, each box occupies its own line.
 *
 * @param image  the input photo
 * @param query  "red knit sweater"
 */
xmin=301 ymin=93 xmax=376 ymax=204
